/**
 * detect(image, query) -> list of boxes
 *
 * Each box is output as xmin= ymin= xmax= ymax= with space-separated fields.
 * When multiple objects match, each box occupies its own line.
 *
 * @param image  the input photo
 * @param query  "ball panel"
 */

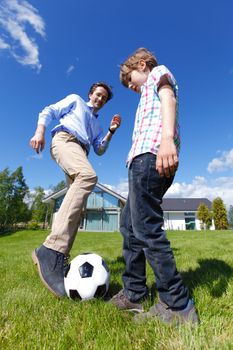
xmin=79 ymin=262 xmax=94 ymax=278
xmin=94 ymin=284 xmax=107 ymax=298
xmin=102 ymin=258 xmax=110 ymax=272
xmin=69 ymin=289 xmax=82 ymax=300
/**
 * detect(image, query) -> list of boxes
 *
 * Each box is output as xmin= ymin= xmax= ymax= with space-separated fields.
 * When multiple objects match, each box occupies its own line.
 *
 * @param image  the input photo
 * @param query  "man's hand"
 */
xmin=156 ymin=137 xmax=179 ymax=177
xmin=30 ymin=125 xmax=46 ymax=154
xmin=109 ymin=114 xmax=121 ymax=133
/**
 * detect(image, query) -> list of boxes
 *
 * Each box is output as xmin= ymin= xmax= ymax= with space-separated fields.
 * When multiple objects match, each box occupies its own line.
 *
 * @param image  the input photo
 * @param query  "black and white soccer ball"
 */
xmin=64 ymin=253 xmax=110 ymax=300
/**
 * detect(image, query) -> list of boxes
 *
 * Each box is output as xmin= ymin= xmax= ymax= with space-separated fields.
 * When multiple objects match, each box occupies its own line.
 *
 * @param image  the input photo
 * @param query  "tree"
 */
xmin=31 ymin=186 xmax=51 ymax=228
xmin=212 ymin=197 xmax=228 ymax=230
xmin=52 ymin=180 xmax=66 ymax=192
xmin=0 ymin=167 xmax=31 ymax=231
xmin=30 ymin=180 xmax=66 ymax=229
xmin=228 ymin=205 xmax=233 ymax=229
xmin=197 ymin=203 xmax=212 ymax=230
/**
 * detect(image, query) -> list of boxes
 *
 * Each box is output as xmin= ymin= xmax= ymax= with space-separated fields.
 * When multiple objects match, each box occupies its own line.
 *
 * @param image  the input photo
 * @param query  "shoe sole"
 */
xmin=126 ymin=307 xmax=144 ymax=313
xmin=31 ymin=249 xmax=63 ymax=298
xmin=109 ymin=300 xmax=144 ymax=313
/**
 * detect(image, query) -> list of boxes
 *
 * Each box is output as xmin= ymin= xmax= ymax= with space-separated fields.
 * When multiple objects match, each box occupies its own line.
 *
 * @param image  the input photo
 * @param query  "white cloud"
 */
xmin=0 ymin=37 xmax=9 ymax=49
xmin=207 ymin=149 xmax=233 ymax=173
xmin=108 ymin=175 xmax=233 ymax=208
xmin=0 ymin=0 xmax=45 ymax=70
xmin=27 ymin=153 xmax=43 ymax=161
xmin=104 ymin=178 xmax=128 ymax=199
xmin=165 ymin=176 xmax=233 ymax=207
xmin=66 ymin=65 xmax=75 ymax=76
xmin=66 ymin=58 xmax=79 ymax=76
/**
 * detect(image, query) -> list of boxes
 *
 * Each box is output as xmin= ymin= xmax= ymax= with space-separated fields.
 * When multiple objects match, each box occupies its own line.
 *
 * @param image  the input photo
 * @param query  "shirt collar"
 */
xmin=86 ymin=101 xmax=99 ymax=118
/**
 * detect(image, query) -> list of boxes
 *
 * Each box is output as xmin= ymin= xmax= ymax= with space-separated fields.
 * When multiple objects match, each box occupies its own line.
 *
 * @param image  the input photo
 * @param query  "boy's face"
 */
xmin=128 ymin=61 xmax=150 ymax=93
xmin=89 ymin=86 xmax=109 ymax=112
xmin=128 ymin=70 xmax=148 ymax=93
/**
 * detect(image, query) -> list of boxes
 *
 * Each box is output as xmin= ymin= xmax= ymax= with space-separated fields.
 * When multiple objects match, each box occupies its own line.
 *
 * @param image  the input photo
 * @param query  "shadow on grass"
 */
xmin=107 ymin=256 xmax=233 ymax=301
xmin=105 ymin=256 xmax=125 ymax=298
xmin=105 ymin=281 xmax=123 ymax=300
xmin=0 ymin=229 xmax=18 ymax=238
xmin=182 ymin=258 xmax=233 ymax=298
xmin=106 ymin=256 xmax=125 ymax=274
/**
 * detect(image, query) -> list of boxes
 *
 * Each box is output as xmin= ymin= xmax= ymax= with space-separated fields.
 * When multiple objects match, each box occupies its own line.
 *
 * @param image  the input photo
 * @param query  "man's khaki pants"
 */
xmin=44 ymin=132 xmax=97 ymax=255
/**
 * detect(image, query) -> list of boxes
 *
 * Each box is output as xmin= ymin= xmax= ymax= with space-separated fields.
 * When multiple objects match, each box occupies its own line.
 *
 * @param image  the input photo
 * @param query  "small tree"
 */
xmin=212 ymin=197 xmax=228 ymax=230
xmin=197 ymin=203 xmax=212 ymax=230
xmin=228 ymin=205 xmax=233 ymax=229
xmin=31 ymin=186 xmax=50 ymax=228
xmin=52 ymin=180 xmax=66 ymax=192
xmin=0 ymin=167 xmax=31 ymax=231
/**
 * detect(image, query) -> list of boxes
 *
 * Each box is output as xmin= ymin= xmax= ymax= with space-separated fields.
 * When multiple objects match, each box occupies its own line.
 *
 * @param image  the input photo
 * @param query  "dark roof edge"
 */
xmin=43 ymin=183 xmax=127 ymax=204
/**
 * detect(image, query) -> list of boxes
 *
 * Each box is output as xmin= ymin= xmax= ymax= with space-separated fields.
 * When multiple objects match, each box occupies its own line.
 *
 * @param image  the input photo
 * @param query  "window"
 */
xmin=184 ymin=212 xmax=196 ymax=230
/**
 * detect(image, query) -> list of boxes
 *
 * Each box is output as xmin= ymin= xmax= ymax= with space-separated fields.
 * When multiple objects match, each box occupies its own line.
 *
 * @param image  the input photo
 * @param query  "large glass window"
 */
xmin=184 ymin=212 xmax=196 ymax=230
xmin=54 ymin=195 xmax=65 ymax=212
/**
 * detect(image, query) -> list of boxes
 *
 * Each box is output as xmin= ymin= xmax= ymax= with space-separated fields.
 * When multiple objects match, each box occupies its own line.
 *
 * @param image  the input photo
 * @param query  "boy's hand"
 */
xmin=156 ymin=137 xmax=179 ymax=177
xmin=109 ymin=114 xmax=121 ymax=133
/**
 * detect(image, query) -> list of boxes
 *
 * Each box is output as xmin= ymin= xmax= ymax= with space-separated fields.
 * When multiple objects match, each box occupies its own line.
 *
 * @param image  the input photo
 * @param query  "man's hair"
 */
xmin=88 ymin=82 xmax=113 ymax=102
xmin=120 ymin=48 xmax=158 ymax=87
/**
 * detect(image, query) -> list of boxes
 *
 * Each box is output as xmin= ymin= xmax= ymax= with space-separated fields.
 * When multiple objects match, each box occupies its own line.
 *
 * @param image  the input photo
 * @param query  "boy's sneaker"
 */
xmin=109 ymin=289 xmax=144 ymax=313
xmin=32 ymin=245 xmax=67 ymax=298
xmin=134 ymin=299 xmax=199 ymax=325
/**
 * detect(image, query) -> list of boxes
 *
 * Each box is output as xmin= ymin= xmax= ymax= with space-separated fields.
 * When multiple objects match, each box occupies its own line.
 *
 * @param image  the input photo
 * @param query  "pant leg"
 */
xmin=121 ymin=198 xmax=148 ymax=302
xmin=126 ymin=153 xmax=189 ymax=309
xmin=44 ymin=132 xmax=97 ymax=255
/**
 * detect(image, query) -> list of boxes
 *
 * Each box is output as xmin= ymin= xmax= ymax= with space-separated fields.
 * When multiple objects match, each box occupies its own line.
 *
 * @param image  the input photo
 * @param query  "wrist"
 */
xmin=36 ymin=125 xmax=45 ymax=135
xmin=108 ymin=127 xmax=115 ymax=135
xmin=161 ymin=134 xmax=174 ymax=141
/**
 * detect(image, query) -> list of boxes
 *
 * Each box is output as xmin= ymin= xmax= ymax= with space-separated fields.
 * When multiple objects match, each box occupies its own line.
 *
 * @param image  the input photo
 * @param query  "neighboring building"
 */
xmin=162 ymin=198 xmax=214 ymax=230
xmin=43 ymin=183 xmax=126 ymax=232
xmin=43 ymin=184 xmax=213 ymax=231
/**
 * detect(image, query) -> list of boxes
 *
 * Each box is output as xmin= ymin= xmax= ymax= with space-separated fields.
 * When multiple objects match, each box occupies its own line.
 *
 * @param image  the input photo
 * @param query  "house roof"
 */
xmin=43 ymin=182 xmax=126 ymax=204
xmin=161 ymin=198 xmax=212 ymax=211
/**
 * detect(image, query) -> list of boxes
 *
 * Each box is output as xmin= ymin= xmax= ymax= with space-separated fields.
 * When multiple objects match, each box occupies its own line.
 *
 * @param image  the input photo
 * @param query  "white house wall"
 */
xmin=164 ymin=212 xmax=186 ymax=230
xmin=163 ymin=212 xmax=214 ymax=231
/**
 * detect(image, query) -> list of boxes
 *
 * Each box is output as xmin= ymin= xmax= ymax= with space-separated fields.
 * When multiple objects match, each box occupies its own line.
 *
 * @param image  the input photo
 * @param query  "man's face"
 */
xmin=89 ymin=86 xmax=108 ymax=112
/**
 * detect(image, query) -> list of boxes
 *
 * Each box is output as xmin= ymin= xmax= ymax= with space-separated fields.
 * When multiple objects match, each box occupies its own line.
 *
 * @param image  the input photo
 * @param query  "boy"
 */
xmin=30 ymin=82 xmax=121 ymax=297
xmin=110 ymin=48 xmax=198 ymax=325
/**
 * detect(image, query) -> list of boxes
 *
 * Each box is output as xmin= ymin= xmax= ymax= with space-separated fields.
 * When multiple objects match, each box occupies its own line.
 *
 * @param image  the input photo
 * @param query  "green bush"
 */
xmin=27 ymin=221 xmax=40 ymax=230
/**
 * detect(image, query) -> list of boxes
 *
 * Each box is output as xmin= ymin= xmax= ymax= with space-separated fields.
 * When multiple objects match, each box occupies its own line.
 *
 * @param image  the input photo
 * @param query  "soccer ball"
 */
xmin=64 ymin=253 xmax=110 ymax=300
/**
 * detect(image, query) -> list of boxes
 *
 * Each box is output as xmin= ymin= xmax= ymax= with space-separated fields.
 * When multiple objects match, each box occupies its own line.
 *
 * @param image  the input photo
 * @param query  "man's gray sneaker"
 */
xmin=110 ymin=289 xmax=144 ymax=313
xmin=134 ymin=299 xmax=199 ymax=325
xmin=32 ymin=245 xmax=67 ymax=297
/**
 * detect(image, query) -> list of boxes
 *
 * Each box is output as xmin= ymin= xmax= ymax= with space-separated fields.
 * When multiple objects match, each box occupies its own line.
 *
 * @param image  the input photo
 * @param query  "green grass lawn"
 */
xmin=1 ymin=229 xmax=233 ymax=350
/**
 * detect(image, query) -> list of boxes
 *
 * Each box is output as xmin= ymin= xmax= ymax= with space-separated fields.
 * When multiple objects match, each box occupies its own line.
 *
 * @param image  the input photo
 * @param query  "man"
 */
xmin=30 ymin=82 xmax=121 ymax=297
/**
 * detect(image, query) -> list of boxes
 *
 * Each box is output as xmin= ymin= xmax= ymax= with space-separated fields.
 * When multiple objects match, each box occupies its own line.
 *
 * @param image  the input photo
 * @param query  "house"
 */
xmin=162 ymin=198 xmax=214 ymax=230
xmin=43 ymin=183 xmax=126 ymax=232
xmin=43 ymin=184 xmax=213 ymax=231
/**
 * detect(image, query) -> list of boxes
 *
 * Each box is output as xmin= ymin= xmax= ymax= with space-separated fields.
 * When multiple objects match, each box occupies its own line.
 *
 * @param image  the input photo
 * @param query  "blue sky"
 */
xmin=0 ymin=0 xmax=233 ymax=207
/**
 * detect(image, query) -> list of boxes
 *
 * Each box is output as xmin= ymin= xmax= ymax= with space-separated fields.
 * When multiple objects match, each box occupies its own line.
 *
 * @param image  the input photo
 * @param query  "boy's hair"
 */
xmin=88 ymin=82 xmax=113 ymax=102
xmin=120 ymin=48 xmax=158 ymax=87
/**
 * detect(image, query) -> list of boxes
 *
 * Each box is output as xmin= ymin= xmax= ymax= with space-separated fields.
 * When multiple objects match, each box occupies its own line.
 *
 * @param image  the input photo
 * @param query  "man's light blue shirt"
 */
xmin=38 ymin=94 xmax=109 ymax=155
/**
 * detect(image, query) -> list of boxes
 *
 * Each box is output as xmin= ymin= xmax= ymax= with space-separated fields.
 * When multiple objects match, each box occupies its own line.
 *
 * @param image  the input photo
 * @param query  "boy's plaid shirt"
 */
xmin=127 ymin=65 xmax=180 ymax=167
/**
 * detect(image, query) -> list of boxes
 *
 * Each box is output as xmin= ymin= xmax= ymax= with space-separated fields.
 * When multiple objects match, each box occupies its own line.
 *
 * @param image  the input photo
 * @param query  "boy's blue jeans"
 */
xmin=121 ymin=153 xmax=189 ymax=309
